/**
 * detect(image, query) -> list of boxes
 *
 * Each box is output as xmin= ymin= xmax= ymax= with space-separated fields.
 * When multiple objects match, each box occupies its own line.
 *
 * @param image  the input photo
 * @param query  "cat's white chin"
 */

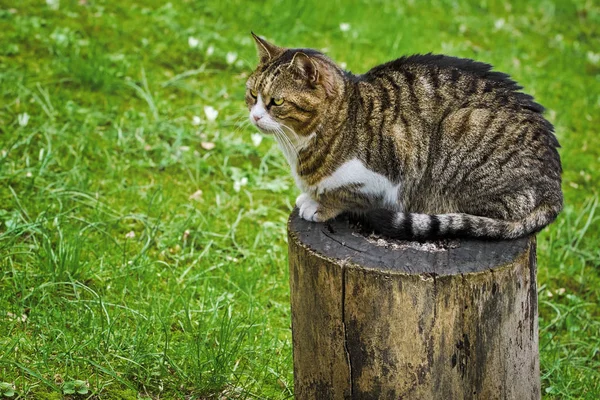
xmin=251 ymin=119 xmax=280 ymax=134
xmin=254 ymin=126 xmax=276 ymax=134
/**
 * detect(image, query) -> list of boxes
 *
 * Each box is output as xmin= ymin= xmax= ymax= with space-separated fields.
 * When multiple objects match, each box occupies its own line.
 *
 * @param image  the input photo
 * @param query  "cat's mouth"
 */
xmin=250 ymin=117 xmax=279 ymax=134
xmin=255 ymin=124 xmax=275 ymax=134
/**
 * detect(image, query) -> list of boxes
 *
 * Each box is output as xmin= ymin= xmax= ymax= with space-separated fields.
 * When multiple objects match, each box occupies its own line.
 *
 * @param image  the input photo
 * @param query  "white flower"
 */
xmin=226 ymin=52 xmax=237 ymax=65
xmin=51 ymin=30 xmax=68 ymax=46
xmin=192 ymin=115 xmax=201 ymax=126
xmin=7 ymin=312 xmax=27 ymax=322
xmin=339 ymin=23 xmax=351 ymax=32
xmin=494 ymin=18 xmax=505 ymax=30
xmin=46 ymin=0 xmax=60 ymax=10
xmin=233 ymin=177 xmax=248 ymax=193
xmin=340 ymin=62 xmax=347 ymax=69
xmin=587 ymin=51 xmax=600 ymax=65
xmin=251 ymin=133 xmax=263 ymax=147
xmin=204 ymin=106 xmax=218 ymax=122
xmin=189 ymin=189 xmax=203 ymax=201
xmin=125 ymin=231 xmax=135 ymax=239
xmin=188 ymin=36 xmax=200 ymax=48
xmin=206 ymin=45 xmax=214 ymax=56
xmin=17 ymin=112 xmax=29 ymax=127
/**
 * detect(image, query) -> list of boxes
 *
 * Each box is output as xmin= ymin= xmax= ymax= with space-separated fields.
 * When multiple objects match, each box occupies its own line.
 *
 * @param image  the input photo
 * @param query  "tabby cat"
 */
xmin=245 ymin=33 xmax=562 ymax=240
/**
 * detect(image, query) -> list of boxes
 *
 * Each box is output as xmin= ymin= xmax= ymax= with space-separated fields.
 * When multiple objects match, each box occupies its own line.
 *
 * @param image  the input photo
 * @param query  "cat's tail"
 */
xmin=361 ymin=204 xmax=561 ymax=240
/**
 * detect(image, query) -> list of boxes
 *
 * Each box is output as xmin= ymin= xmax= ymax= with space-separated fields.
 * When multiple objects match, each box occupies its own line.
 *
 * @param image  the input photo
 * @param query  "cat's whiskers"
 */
xmin=279 ymin=122 xmax=316 ymax=166
xmin=229 ymin=110 xmax=261 ymax=144
xmin=273 ymin=131 xmax=292 ymax=163
xmin=274 ymin=127 xmax=297 ymax=162
xmin=278 ymin=126 xmax=300 ymax=159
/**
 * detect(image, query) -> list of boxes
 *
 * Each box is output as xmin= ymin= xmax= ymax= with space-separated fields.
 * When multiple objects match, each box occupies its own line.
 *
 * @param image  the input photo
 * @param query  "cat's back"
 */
xmin=363 ymin=53 xmax=544 ymax=114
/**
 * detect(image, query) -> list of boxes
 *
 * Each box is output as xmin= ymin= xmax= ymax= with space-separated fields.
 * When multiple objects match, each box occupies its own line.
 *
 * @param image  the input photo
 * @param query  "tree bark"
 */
xmin=288 ymin=210 xmax=540 ymax=400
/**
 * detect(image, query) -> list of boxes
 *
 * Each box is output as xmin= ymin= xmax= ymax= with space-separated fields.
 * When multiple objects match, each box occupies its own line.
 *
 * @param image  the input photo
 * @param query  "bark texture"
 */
xmin=288 ymin=210 xmax=540 ymax=400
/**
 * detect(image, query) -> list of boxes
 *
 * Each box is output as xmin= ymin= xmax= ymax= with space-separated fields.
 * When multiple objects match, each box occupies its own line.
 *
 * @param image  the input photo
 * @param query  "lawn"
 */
xmin=0 ymin=0 xmax=599 ymax=398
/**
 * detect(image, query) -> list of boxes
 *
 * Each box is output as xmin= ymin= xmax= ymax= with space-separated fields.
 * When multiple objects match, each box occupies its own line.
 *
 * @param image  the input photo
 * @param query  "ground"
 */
xmin=0 ymin=0 xmax=599 ymax=398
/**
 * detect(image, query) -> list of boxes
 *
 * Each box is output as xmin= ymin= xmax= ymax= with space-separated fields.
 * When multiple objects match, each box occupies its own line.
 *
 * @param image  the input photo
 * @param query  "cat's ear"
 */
xmin=291 ymin=52 xmax=337 ymax=96
xmin=251 ymin=32 xmax=283 ymax=64
xmin=290 ymin=52 xmax=319 ymax=84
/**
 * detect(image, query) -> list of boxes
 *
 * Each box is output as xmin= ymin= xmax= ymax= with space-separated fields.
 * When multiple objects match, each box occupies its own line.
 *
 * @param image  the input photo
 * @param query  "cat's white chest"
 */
xmin=309 ymin=158 xmax=402 ymax=209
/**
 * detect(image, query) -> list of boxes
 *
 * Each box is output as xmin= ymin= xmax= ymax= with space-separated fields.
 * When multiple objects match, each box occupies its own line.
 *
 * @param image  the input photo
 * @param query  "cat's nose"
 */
xmin=253 ymin=115 xmax=262 ymax=122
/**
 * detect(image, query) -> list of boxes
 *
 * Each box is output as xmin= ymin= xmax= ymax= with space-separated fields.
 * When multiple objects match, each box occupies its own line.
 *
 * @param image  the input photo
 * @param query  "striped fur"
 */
xmin=246 ymin=34 xmax=563 ymax=240
xmin=361 ymin=204 xmax=560 ymax=240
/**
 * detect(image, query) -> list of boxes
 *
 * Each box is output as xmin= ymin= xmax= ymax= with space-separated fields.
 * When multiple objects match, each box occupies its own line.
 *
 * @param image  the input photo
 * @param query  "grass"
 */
xmin=0 ymin=0 xmax=599 ymax=398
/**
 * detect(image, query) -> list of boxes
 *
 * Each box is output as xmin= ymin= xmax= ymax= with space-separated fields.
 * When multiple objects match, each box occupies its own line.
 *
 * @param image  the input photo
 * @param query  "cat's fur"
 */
xmin=245 ymin=33 xmax=562 ymax=240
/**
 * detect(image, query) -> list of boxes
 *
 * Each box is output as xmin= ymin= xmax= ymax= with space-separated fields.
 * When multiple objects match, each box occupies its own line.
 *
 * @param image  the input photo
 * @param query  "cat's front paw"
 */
xmin=295 ymin=193 xmax=311 ymax=208
xmin=298 ymin=196 xmax=321 ymax=222
xmin=297 ymin=195 xmax=342 ymax=222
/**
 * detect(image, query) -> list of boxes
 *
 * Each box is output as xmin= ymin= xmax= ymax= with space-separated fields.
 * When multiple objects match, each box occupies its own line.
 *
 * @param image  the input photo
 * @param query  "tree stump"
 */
xmin=287 ymin=209 xmax=540 ymax=400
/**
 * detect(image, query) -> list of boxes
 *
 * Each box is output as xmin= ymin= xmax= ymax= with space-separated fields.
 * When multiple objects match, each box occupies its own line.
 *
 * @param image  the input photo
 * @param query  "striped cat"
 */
xmin=246 ymin=33 xmax=562 ymax=240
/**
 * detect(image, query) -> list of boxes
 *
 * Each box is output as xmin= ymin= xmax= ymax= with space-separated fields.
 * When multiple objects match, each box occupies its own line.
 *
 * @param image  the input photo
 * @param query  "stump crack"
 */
xmin=322 ymin=229 xmax=365 ymax=253
xmin=341 ymin=264 xmax=354 ymax=397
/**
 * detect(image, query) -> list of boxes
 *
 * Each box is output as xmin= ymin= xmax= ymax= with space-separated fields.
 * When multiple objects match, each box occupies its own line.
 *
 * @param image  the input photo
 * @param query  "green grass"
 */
xmin=0 ymin=0 xmax=599 ymax=398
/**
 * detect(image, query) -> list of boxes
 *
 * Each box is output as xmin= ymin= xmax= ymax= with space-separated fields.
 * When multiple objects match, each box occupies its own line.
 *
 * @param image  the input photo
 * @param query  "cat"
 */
xmin=245 ymin=33 xmax=562 ymax=240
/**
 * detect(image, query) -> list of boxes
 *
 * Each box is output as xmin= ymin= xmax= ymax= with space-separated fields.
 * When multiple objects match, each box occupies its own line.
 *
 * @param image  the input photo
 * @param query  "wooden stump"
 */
xmin=288 ymin=210 xmax=540 ymax=400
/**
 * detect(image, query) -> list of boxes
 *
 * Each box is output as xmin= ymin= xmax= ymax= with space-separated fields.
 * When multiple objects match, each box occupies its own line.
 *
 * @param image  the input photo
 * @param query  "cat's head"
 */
xmin=246 ymin=33 xmax=343 ymax=137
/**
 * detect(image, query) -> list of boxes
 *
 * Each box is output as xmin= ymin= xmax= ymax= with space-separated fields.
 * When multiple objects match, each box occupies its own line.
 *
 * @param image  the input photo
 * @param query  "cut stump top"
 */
xmin=288 ymin=209 xmax=531 ymax=277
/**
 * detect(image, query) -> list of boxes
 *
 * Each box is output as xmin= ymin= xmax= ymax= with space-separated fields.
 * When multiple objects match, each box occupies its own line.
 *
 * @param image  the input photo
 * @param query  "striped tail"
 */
xmin=361 ymin=205 xmax=560 ymax=240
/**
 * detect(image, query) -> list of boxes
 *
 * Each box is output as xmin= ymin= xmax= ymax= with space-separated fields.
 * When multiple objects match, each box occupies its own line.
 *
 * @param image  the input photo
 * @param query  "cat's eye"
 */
xmin=272 ymin=98 xmax=284 ymax=106
xmin=250 ymin=89 xmax=258 ymax=98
